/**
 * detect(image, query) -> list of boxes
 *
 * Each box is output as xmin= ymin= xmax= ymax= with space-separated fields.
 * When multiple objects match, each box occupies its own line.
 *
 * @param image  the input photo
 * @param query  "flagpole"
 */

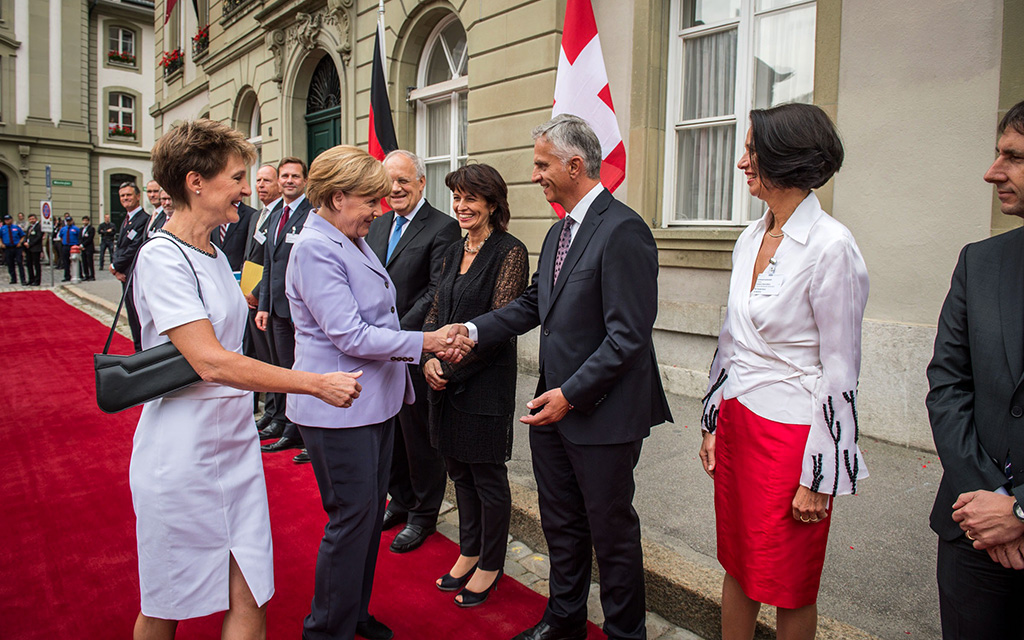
xmin=377 ymin=0 xmax=386 ymax=79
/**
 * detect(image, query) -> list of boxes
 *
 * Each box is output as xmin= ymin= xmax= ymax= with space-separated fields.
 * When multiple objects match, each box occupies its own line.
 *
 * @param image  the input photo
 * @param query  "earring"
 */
xmin=195 ymin=190 xmax=200 ymax=195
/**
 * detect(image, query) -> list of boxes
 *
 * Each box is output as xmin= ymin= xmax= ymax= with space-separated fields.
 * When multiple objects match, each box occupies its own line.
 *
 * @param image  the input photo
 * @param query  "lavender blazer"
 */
xmin=285 ymin=213 xmax=421 ymax=428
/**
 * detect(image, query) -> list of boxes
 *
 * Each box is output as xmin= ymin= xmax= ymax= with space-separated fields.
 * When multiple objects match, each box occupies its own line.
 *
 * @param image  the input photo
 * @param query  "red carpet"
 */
xmin=0 ymin=291 xmax=604 ymax=639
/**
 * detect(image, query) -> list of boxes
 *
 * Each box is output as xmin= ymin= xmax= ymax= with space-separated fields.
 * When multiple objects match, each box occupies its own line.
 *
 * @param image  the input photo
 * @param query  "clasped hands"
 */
xmin=952 ymin=490 xmax=1024 ymax=569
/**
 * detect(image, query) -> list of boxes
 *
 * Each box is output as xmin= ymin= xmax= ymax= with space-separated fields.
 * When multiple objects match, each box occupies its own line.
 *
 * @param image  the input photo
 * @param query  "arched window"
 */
xmin=409 ymin=16 xmax=468 ymax=207
xmin=305 ymin=56 xmax=342 ymax=163
xmin=108 ymin=92 xmax=135 ymax=137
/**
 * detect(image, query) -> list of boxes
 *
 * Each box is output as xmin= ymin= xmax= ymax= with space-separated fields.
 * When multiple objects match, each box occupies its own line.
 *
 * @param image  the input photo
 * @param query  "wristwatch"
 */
xmin=1014 ymin=501 xmax=1024 ymax=523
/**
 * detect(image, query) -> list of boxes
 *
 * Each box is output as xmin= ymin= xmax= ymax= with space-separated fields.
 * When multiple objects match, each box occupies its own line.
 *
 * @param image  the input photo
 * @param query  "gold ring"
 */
xmin=966 ymin=530 xmax=975 ymax=541
xmin=800 ymin=516 xmax=810 ymax=522
xmin=809 ymin=517 xmax=819 ymax=523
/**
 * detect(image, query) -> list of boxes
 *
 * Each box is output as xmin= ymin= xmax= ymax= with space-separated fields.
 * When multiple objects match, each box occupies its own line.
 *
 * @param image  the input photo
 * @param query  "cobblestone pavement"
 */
xmin=434 ymin=501 xmax=705 ymax=640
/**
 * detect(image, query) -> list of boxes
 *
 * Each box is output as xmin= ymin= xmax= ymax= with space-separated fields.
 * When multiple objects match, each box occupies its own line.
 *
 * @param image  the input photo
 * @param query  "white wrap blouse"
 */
xmin=702 ymin=192 xmax=870 ymax=496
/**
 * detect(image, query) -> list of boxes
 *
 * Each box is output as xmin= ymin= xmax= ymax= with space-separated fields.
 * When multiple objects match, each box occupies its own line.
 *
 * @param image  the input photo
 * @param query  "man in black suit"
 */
xmin=256 ymin=157 xmax=312 ymax=458
xmin=445 ymin=115 xmax=671 ymax=640
xmin=110 ymin=181 xmax=150 ymax=351
xmin=145 ymin=180 xmax=165 ymax=235
xmin=79 ymin=216 xmax=95 ymax=281
xmin=367 ymin=150 xmax=460 ymax=553
xmin=928 ymin=101 xmax=1024 ymax=637
xmin=246 ymin=165 xmax=283 ymax=431
xmin=97 ymin=214 xmax=116 ymax=270
xmin=24 ymin=214 xmax=42 ymax=286
xmin=212 ymin=201 xmax=256 ymax=271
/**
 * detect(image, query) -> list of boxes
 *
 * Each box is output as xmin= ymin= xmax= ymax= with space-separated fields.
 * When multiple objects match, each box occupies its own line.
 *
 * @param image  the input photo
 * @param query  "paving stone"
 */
xmin=438 ymin=500 xmax=455 ymax=515
xmin=530 ymin=579 xmax=549 ymax=597
xmin=506 ymin=541 xmax=533 ymax=560
xmin=519 ymin=553 xmax=550 ymax=578
xmin=657 ymin=628 xmax=705 ymax=640
xmin=586 ymin=582 xmax=604 ymax=626
xmin=645 ymin=612 xmax=675 ymax=639
xmin=517 ymin=571 xmax=541 ymax=586
xmin=504 ymin=558 xmax=529 ymax=579
xmin=437 ymin=521 xmax=460 ymax=542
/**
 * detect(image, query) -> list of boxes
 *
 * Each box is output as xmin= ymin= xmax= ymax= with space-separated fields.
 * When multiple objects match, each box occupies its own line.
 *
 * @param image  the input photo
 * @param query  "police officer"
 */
xmin=58 ymin=214 xmax=80 ymax=282
xmin=0 ymin=213 xmax=26 ymax=284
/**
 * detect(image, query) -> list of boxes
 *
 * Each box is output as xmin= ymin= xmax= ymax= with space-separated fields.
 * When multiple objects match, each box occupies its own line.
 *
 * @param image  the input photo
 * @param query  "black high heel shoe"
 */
xmin=454 ymin=568 xmax=503 ymax=608
xmin=436 ymin=562 xmax=478 ymax=592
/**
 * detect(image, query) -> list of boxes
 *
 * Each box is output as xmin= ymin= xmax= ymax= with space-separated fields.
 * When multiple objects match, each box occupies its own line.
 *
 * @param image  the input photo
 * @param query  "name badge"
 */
xmin=285 ymin=232 xmax=300 ymax=244
xmin=127 ymin=229 xmax=137 ymax=240
xmin=752 ymin=272 xmax=784 ymax=296
xmin=253 ymin=229 xmax=266 ymax=245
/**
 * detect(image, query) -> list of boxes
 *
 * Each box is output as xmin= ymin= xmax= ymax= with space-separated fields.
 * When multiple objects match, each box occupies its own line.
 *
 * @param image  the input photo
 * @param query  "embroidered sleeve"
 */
xmin=702 ymin=309 xmax=733 ymax=434
xmin=802 ymin=237 xmax=870 ymax=496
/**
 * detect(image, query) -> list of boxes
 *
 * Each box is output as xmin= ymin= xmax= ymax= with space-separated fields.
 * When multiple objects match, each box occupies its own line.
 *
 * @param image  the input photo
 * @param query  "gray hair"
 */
xmin=384 ymin=149 xmax=426 ymax=180
xmin=531 ymin=114 xmax=602 ymax=180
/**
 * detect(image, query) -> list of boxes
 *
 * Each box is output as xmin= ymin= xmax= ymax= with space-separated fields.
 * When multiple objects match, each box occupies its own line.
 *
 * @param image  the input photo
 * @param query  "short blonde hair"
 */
xmin=151 ymin=119 xmax=257 ymax=205
xmin=306 ymin=145 xmax=391 ymax=208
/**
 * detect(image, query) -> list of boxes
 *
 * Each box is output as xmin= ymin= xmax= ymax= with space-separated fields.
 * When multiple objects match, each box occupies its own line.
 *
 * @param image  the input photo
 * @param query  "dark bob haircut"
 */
xmin=444 ymin=164 xmax=511 ymax=232
xmin=151 ymin=119 xmax=256 ymax=206
xmin=748 ymin=103 xmax=844 ymax=191
xmin=998 ymin=100 xmax=1024 ymax=137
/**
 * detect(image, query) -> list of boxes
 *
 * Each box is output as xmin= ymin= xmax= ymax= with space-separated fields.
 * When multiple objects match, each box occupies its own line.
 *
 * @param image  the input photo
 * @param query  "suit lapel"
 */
xmin=1002 ymin=231 xmax=1024 ymax=386
xmin=367 ymin=212 xmax=393 ymax=264
xmin=387 ymin=203 xmax=435 ymax=266
xmin=546 ymin=191 xmax=610 ymax=310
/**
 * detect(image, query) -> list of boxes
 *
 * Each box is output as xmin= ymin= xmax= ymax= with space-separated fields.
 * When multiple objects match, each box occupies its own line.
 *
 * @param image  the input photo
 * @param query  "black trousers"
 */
xmin=98 ymin=240 xmax=114 ymax=269
xmin=5 ymin=247 xmax=25 ymax=283
xmin=79 ymin=247 xmax=94 ymax=280
xmin=299 ymin=420 xmax=393 ymax=640
xmin=266 ymin=312 xmax=300 ymax=441
xmin=388 ymin=367 xmax=446 ymax=528
xmin=446 ymin=456 xmax=511 ymax=571
xmin=938 ymin=535 xmax=1024 ymax=638
xmin=61 ymin=245 xmax=73 ymax=280
xmin=26 ymin=250 xmax=41 ymax=284
xmin=530 ymin=424 xmax=646 ymax=640
xmin=122 ymin=280 xmax=142 ymax=351
xmin=244 ymin=307 xmax=277 ymax=418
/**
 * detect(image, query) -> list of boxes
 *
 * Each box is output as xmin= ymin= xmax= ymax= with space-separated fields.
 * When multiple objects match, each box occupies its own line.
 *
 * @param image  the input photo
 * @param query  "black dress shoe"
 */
xmin=255 ymin=413 xmax=275 ymax=431
xmin=292 ymin=449 xmax=310 ymax=463
xmin=390 ymin=523 xmax=435 ymax=553
xmin=261 ymin=436 xmax=303 ymax=453
xmin=355 ymin=615 xmax=393 ymax=640
xmin=257 ymin=421 xmax=285 ymax=441
xmin=381 ymin=508 xmax=406 ymax=531
xmin=511 ymin=621 xmax=588 ymax=640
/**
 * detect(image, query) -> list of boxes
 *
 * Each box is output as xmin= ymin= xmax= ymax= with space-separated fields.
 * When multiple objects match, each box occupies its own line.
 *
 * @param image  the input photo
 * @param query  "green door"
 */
xmin=306 ymin=107 xmax=341 ymax=163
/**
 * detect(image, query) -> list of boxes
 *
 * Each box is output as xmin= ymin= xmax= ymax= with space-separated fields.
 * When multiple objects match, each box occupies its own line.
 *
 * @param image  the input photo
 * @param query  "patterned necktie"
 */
xmin=219 ymin=223 xmax=228 ymax=244
xmin=553 ymin=216 xmax=576 ymax=285
xmin=276 ymin=205 xmax=291 ymax=243
xmin=386 ymin=215 xmax=408 ymax=263
xmin=256 ymin=206 xmax=270 ymax=231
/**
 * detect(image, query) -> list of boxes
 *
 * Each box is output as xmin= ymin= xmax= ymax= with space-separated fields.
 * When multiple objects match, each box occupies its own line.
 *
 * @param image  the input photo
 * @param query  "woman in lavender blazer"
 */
xmin=285 ymin=145 xmax=464 ymax=640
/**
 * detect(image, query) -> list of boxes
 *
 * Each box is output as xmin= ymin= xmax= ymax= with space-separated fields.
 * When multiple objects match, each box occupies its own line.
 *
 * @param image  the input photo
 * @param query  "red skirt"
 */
xmin=714 ymin=397 xmax=831 ymax=609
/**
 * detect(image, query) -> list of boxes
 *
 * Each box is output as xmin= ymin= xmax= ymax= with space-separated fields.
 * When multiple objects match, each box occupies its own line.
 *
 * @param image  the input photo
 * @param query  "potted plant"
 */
xmin=193 ymin=25 xmax=209 ymax=57
xmin=160 ymin=48 xmax=184 ymax=77
xmin=108 ymin=50 xmax=136 ymax=65
xmin=109 ymin=125 xmax=136 ymax=139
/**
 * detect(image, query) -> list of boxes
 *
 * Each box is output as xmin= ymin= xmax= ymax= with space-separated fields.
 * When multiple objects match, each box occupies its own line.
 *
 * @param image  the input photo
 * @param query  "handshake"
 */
xmin=423 ymin=323 xmax=475 ymax=363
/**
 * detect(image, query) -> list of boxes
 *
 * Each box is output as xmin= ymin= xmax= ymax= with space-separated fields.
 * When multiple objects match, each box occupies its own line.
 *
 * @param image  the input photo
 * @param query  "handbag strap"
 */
xmin=102 ymin=233 xmax=206 ymax=355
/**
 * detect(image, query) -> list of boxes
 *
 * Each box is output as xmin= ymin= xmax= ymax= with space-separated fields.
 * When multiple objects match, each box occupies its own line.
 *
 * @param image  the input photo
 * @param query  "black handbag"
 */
xmin=94 ymin=235 xmax=205 ymax=413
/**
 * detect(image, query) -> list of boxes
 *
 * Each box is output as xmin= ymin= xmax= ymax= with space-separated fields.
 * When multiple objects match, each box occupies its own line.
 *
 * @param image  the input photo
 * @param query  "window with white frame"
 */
xmin=664 ymin=0 xmax=816 ymax=224
xmin=410 ymin=15 xmax=468 ymax=208
xmin=108 ymin=92 xmax=135 ymax=139
xmin=108 ymin=26 xmax=137 ymax=66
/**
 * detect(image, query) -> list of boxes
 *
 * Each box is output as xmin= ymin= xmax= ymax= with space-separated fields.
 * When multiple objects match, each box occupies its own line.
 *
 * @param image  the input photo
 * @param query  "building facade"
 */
xmin=0 ymin=0 xmax=155 ymax=226
xmin=152 ymin=0 xmax=1023 ymax=451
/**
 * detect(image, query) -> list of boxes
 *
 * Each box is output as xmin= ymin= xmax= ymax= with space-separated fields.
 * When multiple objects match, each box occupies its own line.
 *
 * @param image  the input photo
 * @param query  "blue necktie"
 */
xmin=386 ymin=215 xmax=408 ymax=263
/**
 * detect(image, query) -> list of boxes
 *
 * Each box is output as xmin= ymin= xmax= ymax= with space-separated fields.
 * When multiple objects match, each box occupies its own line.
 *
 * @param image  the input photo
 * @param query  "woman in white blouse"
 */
xmin=699 ymin=103 xmax=869 ymax=640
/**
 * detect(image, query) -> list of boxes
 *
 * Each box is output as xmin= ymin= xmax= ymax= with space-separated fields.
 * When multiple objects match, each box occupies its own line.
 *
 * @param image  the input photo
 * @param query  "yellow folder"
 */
xmin=240 ymin=261 xmax=263 ymax=294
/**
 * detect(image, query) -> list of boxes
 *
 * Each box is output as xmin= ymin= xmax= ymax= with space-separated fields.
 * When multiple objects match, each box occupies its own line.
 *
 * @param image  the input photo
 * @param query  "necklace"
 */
xmin=464 ymin=229 xmax=493 ymax=254
xmin=766 ymin=227 xmax=784 ymax=239
xmin=159 ymin=229 xmax=216 ymax=258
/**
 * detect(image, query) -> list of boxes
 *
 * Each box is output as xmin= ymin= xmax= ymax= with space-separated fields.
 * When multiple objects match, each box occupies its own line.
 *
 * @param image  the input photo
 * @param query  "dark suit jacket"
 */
xmin=212 ymin=202 xmax=256 ymax=271
xmin=472 ymin=189 xmax=672 ymax=445
xmin=367 ymin=200 xmax=460 ymax=331
xmin=244 ymin=201 xmax=280 ymax=299
xmin=25 ymin=222 xmax=43 ymax=253
xmin=148 ymin=208 xmax=165 ymax=235
xmin=927 ymin=227 xmax=1024 ymax=540
xmin=258 ymin=197 xmax=312 ymax=319
xmin=80 ymin=224 xmax=95 ymax=251
xmin=112 ymin=208 xmax=150 ymax=275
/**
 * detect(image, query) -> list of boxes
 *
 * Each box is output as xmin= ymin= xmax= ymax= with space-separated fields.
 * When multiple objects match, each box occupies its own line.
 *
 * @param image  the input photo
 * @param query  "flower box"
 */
xmin=109 ymin=126 xmax=136 ymax=139
xmin=161 ymin=48 xmax=184 ymax=78
xmin=108 ymin=50 xmax=136 ymax=66
xmin=193 ymin=25 xmax=209 ymax=58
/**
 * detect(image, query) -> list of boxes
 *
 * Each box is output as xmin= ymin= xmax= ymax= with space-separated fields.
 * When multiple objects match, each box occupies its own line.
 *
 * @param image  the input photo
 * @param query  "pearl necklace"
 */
xmin=158 ymin=229 xmax=216 ymax=258
xmin=463 ymin=229 xmax=493 ymax=254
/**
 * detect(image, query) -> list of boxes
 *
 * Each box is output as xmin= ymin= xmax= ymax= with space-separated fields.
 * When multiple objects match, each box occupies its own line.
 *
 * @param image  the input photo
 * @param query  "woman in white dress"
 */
xmin=130 ymin=119 xmax=363 ymax=640
xmin=699 ymin=103 xmax=869 ymax=640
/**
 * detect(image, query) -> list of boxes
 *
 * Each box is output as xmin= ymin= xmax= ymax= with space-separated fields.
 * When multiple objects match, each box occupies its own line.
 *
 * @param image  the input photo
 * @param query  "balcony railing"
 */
xmin=160 ymin=48 xmax=184 ymax=80
xmin=193 ymin=25 xmax=209 ymax=60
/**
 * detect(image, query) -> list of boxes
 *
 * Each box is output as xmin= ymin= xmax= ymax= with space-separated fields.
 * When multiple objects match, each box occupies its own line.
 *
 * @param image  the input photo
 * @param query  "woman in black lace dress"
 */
xmin=422 ymin=164 xmax=528 ymax=608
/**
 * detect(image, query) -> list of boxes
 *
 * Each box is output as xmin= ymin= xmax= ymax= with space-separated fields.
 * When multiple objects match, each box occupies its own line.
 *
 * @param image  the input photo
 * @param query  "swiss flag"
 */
xmin=552 ymin=0 xmax=626 ymax=217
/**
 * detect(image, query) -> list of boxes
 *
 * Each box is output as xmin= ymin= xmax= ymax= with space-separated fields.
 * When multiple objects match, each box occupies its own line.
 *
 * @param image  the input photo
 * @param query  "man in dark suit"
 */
xmin=24 ymin=214 xmax=42 ymax=286
xmin=256 ymin=157 xmax=312 ymax=458
xmin=367 ymin=150 xmax=460 ymax=553
xmin=79 ymin=216 xmax=96 ymax=281
xmin=246 ymin=165 xmax=283 ymax=432
xmin=97 ymin=214 xmax=116 ymax=270
xmin=145 ymin=180 xmax=165 ymax=235
xmin=110 ymin=181 xmax=150 ymax=351
xmin=446 ymin=115 xmax=672 ymax=640
xmin=928 ymin=101 xmax=1024 ymax=637
xmin=212 ymin=201 xmax=256 ymax=271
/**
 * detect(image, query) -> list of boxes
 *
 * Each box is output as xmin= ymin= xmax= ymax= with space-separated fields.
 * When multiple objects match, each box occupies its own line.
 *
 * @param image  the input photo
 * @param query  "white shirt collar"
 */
xmin=755 ymin=191 xmax=823 ymax=246
xmin=394 ymin=197 xmax=426 ymax=226
xmin=283 ymin=193 xmax=306 ymax=212
xmin=565 ymin=182 xmax=606 ymax=227
xmin=263 ymin=197 xmax=283 ymax=213
xmin=126 ymin=206 xmax=143 ymax=221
